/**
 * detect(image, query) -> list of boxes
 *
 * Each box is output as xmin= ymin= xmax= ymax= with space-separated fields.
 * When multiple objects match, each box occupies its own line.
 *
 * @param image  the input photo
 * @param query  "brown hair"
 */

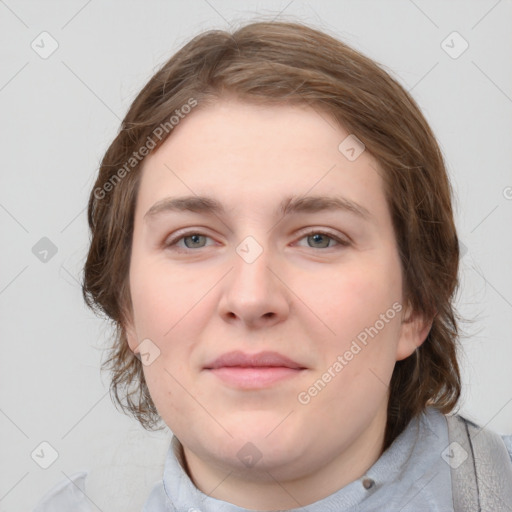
xmin=82 ymin=19 xmax=462 ymax=451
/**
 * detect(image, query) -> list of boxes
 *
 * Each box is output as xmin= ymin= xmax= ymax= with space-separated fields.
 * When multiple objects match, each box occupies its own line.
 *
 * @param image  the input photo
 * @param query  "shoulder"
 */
xmin=31 ymin=471 xmax=92 ymax=511
xmin=462 ymin=414 xmax=512 ymax=463
xmin=141 ymin=480 xmax=170 ymax=510
xmin=502 ymin=434 xmax=512 ymax=463
xmin=446 ymin=411 xmax=512 ymax=468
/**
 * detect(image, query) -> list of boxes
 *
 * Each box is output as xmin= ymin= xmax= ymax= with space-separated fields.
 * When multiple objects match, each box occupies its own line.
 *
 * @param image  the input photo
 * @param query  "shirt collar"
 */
xmin=155 ymin=407 xmax=450 ymax=511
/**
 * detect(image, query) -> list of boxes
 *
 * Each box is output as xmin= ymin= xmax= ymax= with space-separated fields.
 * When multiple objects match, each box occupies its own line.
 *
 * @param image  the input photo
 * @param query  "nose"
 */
xmin=218 ymin=240 xmax=290 ymax=329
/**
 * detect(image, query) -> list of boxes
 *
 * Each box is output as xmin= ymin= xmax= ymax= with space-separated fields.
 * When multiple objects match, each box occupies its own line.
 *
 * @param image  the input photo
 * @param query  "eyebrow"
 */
xmin=143 ymin=194 xmax=372 ymax=222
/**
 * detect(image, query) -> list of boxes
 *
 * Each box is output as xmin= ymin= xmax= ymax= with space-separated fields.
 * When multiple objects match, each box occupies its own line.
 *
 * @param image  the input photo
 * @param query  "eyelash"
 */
xmin=164 ymin=229 xmax=350 ymax=252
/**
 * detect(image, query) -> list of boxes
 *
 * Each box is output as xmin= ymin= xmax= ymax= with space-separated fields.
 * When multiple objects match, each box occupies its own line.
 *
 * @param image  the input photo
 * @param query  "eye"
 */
xmin=164 ymin=229 xmax=350 ymax=252
xmin=164 ymin=232 xmax=214 ymax=251
xmin=295 ymin=230 xmax=350 ymax=249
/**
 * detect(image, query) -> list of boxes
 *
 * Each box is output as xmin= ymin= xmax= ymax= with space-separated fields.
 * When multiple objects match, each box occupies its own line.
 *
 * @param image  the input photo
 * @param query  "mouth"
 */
xmin=203 ymin=350 xmax=307 ymax=389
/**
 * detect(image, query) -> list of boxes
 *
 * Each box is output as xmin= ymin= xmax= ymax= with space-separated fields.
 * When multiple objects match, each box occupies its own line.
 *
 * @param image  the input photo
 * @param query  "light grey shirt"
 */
xmin=33 ymin=407 xmax=512 ymax=511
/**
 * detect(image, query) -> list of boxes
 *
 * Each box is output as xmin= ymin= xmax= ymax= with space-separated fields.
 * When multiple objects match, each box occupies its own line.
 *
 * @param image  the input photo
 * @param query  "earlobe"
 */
xmin=396 ymin=307 xmax=433 ymax=362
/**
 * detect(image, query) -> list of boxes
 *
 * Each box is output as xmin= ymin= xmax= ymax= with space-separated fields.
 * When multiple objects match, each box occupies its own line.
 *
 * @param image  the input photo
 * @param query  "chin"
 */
xmin=221 ymin=409 xmax=300 ymax=439
xmin=210 ymin=441 xmax=302 ymax=479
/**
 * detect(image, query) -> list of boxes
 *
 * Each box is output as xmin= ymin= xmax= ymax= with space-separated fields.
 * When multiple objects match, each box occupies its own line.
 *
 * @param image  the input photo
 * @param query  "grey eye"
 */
xmin=183 ymin=234 xmax=208 ymax=248
xmin=306 ymin=233 xmax=334 ymax=248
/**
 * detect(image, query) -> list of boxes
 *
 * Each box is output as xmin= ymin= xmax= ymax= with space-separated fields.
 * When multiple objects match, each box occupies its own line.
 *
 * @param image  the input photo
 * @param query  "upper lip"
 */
xmin=204 ymin=350 xmax=305 ymax=370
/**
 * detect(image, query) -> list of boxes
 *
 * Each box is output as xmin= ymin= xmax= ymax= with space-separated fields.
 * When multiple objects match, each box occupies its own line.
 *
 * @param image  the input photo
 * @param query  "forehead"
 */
xmin=135 ymin=98 xmax=387 ymax=220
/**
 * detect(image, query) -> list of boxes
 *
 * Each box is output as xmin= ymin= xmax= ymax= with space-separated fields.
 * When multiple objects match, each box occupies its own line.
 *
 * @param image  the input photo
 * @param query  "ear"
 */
xmin=395 ymin=304 xmax=433 ymax=361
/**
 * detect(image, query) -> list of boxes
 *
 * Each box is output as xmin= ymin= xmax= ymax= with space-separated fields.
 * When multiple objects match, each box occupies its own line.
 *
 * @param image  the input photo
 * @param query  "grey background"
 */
xmin=1 ymin=0 xmax=511 ymax=509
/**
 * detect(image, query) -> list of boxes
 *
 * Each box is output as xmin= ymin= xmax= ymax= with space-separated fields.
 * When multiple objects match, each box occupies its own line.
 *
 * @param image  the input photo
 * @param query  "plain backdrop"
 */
xmin=1 ymin=0 xmax=511 ymax=510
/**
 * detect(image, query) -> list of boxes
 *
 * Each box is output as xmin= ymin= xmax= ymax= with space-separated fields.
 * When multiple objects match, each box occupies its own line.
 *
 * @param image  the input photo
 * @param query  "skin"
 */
xmin=125 ymin=97 xmax=431 ymax=510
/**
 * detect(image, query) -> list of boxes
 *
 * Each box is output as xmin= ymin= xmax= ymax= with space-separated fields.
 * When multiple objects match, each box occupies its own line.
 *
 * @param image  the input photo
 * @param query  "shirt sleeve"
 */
xmin=32 ymin=471 xmax=93 ymax=512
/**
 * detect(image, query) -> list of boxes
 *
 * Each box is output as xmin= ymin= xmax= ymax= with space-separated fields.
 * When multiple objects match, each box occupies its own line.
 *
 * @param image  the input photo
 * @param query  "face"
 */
xmin=125 ymin=98 xmax=428 ymax=487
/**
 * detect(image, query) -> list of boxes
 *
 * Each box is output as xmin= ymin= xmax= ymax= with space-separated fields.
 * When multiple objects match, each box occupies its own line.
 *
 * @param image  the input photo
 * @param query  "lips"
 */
xmin=204 ymin=350 xmax=305 ymax=370
xmin=203 ymin=350 xmax=306 ymax=389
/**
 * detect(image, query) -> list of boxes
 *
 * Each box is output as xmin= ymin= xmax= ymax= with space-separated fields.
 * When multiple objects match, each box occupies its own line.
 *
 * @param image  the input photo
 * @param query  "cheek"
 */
xmin=129 ymin=259 xmax=212 ymax=388
xmin=319 ymin=256 xmax=403 ymax=341
xmin=141 ymin=361 xmax=186 ymax=428
xmin=305 ymin=254 xmax=403 ymax=406
xmin=129 ymin=259 xmax=201 ymax=336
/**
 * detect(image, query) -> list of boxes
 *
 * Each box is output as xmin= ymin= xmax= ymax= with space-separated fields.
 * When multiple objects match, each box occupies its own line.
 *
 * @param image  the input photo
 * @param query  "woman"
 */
xmin=34 ymin=20 xmax=512 ymax=511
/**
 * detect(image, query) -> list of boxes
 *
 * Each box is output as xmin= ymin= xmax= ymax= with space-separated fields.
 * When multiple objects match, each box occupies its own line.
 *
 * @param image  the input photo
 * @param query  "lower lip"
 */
xmin=207 ymin=367 xmax=304 ymax=388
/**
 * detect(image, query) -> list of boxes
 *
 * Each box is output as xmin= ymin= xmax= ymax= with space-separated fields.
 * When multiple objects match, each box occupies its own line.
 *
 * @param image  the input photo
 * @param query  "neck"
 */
xmin=180 ymin=406 xmax=387 ymax=509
